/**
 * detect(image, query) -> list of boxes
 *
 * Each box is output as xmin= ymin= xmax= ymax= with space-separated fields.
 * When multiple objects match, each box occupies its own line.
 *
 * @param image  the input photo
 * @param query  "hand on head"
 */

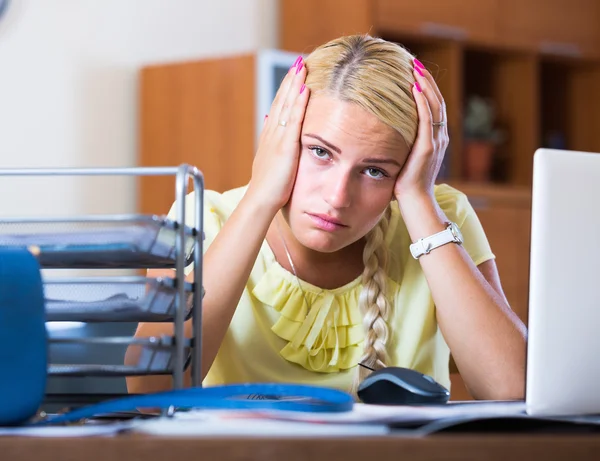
xmin=248 ymin=35 xmax=450 ymax=255
xmin=394 ymin=59 xmax=449 ymax=203
xmin=247 ymin=56 xmax=309 ymax=214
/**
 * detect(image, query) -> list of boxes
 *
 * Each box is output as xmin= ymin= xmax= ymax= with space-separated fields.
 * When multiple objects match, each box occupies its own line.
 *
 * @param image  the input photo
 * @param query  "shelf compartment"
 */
xmin=48 ymin=336 xmax=192 ymax=377
xmin=0 ymin=215 xmax=197 ymax=268
xmin=44 ymin=276 xmax=195 ymax=323
xmin=463 ymin=47 xmax=538 ymax=185
xmin=540 ymin=59 xmax=600 ymax=156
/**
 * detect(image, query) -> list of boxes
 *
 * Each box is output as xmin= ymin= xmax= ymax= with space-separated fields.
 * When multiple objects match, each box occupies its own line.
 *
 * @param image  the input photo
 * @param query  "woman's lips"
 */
xmin=307 ymin=213 xmax=347 ymax=231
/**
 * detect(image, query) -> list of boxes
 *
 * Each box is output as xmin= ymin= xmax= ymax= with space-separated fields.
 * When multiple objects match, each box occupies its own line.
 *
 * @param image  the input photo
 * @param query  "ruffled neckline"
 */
xmin=251 ymin=205 xmax=401 ymax=373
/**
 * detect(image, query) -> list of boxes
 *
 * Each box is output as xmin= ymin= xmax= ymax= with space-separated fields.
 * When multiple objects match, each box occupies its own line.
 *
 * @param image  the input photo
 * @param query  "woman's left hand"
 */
xmin=394 ymin=61 xmax=449 ymax=202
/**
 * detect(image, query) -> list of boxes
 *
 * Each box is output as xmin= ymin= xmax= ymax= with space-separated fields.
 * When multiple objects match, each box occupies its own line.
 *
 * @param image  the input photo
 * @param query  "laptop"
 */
xmin=526 ymin=148 xmax=600 ymax=416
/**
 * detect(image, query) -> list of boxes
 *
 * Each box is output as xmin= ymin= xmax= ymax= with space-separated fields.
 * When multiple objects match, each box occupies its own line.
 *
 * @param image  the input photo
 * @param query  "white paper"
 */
xmin=164 ymin=401 xmax=527 ymax=426
xmin=136 ymin=415 xmax=390 ymax=437
xmin=133 ymin=401 xmax=528 ymax=437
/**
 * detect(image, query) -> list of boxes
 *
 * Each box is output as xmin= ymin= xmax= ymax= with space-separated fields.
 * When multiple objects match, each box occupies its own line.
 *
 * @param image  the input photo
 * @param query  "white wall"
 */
xmin=0 ymin=0 xmax=278 ymax=216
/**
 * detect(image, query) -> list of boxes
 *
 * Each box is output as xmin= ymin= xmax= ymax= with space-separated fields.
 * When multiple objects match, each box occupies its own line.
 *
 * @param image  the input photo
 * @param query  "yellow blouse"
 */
xmin=168 ymin=184 xmax=494 ymax=392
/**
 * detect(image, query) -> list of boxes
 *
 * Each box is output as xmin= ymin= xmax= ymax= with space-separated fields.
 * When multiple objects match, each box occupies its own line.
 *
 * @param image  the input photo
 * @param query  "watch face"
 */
xmin=450 ymin=222 xmax=464 ymax=244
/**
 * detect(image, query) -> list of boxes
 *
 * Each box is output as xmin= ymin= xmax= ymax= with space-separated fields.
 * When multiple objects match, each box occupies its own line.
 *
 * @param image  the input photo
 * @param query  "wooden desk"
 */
xmin=1 ymin=434 xmax=600 ymax=461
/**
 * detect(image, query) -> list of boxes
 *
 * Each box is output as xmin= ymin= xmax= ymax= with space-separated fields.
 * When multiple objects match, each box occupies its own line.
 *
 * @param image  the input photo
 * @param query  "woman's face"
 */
xmin=283 ymin=94 xmax=411 ymax=253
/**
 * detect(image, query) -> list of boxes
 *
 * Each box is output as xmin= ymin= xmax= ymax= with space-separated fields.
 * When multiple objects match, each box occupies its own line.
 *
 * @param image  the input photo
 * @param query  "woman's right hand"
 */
xmin=247 ymin=56 xmax=310 ymax=213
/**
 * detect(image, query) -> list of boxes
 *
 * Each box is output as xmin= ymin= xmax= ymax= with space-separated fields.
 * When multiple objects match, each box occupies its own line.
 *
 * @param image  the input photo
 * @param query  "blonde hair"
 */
xmin=304 ymin=35 xmax=419 ymax=391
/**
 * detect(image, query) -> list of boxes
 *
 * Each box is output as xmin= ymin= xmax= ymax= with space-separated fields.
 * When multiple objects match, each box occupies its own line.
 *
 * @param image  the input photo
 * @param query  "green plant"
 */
xmin=464 ymin=95 xmax=505 ymax=144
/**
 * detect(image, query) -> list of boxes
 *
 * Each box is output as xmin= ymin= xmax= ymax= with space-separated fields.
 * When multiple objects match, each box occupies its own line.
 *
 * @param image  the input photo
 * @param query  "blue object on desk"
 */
xmin=39 ymin=383 xmax=354 ymax=425
xmin=0 ymin=248 xmax=47 ymax=426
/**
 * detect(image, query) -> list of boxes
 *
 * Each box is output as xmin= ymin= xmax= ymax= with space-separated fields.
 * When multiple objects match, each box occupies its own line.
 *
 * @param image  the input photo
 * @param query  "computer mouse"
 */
xmin=357 ymin=366 xmax=450 ymax=405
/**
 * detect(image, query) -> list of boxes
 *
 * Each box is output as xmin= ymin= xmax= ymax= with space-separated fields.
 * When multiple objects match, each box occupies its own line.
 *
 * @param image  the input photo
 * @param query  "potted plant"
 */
xmin=463 ymin=95 xmax=505 ymax=182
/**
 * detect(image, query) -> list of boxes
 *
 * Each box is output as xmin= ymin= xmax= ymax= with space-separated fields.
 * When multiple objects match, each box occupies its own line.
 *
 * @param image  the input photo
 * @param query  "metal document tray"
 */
xmin=44 ymin=276 xmax=194 ymax=323
xmin=48 ymin=336 xmax=192 ymax=377
xmin=0 ymin=215 xmax=197 ymax=268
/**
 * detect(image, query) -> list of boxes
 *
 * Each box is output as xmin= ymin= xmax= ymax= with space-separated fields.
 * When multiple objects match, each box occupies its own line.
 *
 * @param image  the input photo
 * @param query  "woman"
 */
xmin=126 ymin=35 xmax=527 ymax=400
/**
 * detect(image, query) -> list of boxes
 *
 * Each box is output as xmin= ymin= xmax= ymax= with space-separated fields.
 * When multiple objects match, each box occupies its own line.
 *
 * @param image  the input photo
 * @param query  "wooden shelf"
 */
xmin=540 ymin=60 xmax=600 ymax=155
xmin=374 ymin=0 xmax=500 ymax=45
xmin=498 ymin=0 xmax=600 ymax=59
xmin=462 ymin=48 xmax=539 ymax=185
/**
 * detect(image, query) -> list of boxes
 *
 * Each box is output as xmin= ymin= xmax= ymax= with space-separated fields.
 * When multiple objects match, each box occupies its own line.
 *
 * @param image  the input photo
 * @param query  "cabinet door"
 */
xmin=374 ymin=0 xmax=499 ymax=43
xmin=500 ymin=0 xmax=600 ymax=58
xmin=139 ymin=55 xmax=256 ymax=215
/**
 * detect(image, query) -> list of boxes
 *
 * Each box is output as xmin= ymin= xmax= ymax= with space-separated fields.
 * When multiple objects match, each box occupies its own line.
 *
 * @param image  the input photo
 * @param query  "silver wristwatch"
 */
xmin=409 ymin=222 xmax=463 ymax=259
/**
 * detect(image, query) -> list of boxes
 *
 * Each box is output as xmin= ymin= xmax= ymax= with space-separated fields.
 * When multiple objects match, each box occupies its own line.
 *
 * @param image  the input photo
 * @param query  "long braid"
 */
xmin=302 ymin=35 xmax=419 ymax=394
xmin=352 ymin=207 xmax=392 ymax=392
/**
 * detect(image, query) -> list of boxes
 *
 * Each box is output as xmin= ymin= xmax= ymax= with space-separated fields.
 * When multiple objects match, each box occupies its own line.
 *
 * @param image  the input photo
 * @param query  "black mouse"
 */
xmin=357 ymin=366 xmax=450 ymax=405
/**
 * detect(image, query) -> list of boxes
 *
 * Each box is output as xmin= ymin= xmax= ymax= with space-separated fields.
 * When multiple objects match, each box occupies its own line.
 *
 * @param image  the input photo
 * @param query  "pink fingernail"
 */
xmin=300 ymin=84 xmax=306 ymax=94
xmin=414 ymin=81 xmax=422 ymax=93
xmin=296 ymin=59 xmax=304 ymax=74
xmin=414 ymin=58 xmax=425 ymax=69
xmin=415 ymin=66 xmax=424 ymax=77
xmin=291 ymin=55 xmax=302 ymax=71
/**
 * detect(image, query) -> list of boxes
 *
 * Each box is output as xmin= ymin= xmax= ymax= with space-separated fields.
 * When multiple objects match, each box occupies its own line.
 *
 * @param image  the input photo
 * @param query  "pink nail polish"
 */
xmin=414 ymin=58 xmax=425 ymax=69
xmin=415 ymin=66 xmax=424 ymax=77
xmin=291 ymin=56 xmax=302 ymax=71
xmin=414 ymin=81 xmax=422 ymax=93
xmin=300 ymin=84 xmax=306 ymax=94
xmin=296 ymin=59 xmax=304 ymax=74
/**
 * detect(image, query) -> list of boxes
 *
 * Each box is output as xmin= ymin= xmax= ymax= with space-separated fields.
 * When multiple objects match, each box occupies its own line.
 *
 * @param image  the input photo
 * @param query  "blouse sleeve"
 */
xmin=166 ymin=190 xmax=224 ymax=275
xmin=435 ymin=184 xmax=496 ymax=266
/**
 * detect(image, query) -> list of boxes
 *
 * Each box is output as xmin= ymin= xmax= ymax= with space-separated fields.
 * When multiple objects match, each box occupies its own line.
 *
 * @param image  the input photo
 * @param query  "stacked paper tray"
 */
xmin=0 ymin=215 xmax=197 ymax=268
xmin=44 ymin=276 xmax=194 ymax=322
xmin=48 ymin=336 xmax=193 ymax=377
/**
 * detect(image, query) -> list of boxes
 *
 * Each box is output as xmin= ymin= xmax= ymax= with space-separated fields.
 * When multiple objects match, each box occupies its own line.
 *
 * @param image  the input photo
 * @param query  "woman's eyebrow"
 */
xmin=362 ymin=157 xmax=402 ymax=168
xmin=304 ymin=133 xmax=341 ymax=154
xmin=304 ymin=133 xmax=402 ymax=168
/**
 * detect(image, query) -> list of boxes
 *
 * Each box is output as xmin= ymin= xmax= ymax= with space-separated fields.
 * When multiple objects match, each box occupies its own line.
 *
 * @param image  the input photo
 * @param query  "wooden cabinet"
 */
xmin=280 ymin=0 xmax=372 ymax=54
xmin=499 ymin=0 xmax=600 ymax=58
xmin=138 ymin=55 xmax=257 ymax=215
xmin=283 ymin=0 xmax=600 ymax=58
xmin=374 ymin=0 xmax=499 ymax=44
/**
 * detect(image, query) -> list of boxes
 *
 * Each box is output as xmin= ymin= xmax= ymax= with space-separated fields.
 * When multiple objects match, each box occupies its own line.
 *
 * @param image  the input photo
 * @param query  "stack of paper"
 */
xmin=133 ymin=401 xmax=529 ymax=437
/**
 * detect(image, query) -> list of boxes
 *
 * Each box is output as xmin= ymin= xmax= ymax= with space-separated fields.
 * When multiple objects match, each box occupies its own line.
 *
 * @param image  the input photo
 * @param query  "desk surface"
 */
xmin=1 ymin=435 xmax=600 ymax=461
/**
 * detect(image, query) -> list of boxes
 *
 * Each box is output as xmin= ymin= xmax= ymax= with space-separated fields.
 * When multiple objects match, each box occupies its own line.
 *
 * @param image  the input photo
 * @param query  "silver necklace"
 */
xmin=275 ymin=215 xmax=323 ymax=310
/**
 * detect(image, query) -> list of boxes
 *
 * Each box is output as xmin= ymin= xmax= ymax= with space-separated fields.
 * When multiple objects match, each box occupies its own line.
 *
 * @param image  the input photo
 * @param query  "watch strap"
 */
xmin=410 ymin=223 xmax=460 ymax=259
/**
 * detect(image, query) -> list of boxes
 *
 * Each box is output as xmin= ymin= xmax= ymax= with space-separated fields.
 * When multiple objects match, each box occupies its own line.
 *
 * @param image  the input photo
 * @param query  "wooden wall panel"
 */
xmin=139 ymin=55 xmax=256 ymax=215
xmin=281 ymin=0 xmax=373 ymax=53
xmin=569 ymin=65 xmax=600 ymax=154
xmin=493 ymin=55 xmax=539 ymax=186
xmin=499 ymin=0 xmax=600 ymax=58
xmin=374 ymin=0 xmax=499 ymax=44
